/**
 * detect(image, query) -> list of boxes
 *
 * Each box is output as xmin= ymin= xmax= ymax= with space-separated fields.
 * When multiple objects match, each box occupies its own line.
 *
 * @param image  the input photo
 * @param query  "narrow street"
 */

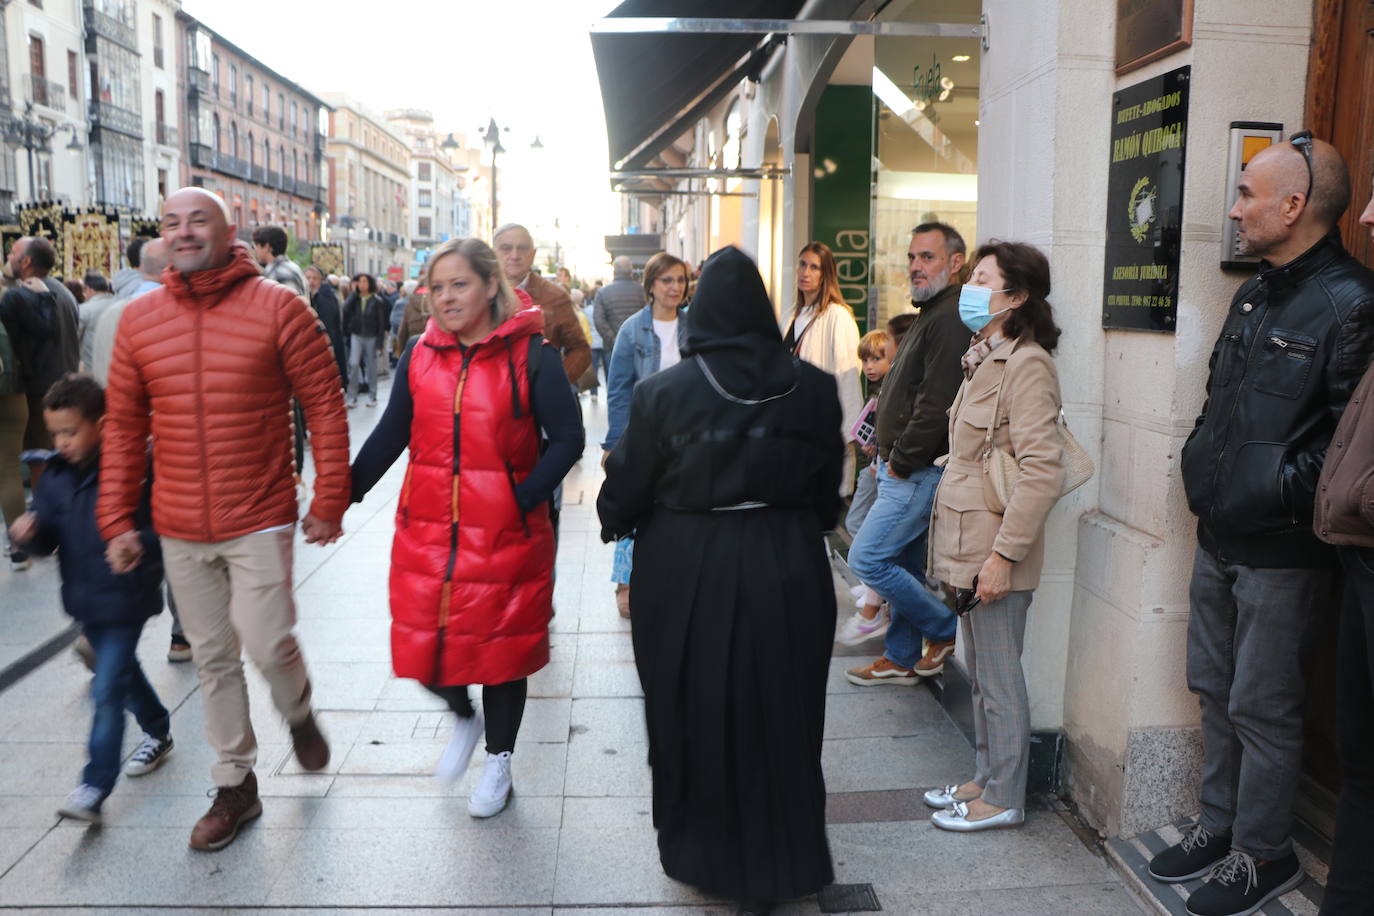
xmin=0 ymin=379 xmax=1141 ymax=913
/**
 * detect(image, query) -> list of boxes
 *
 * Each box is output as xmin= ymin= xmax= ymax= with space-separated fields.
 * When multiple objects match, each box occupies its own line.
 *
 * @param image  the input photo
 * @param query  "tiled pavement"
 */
xmin=0 ymin=378 xmax=1145 ymax=914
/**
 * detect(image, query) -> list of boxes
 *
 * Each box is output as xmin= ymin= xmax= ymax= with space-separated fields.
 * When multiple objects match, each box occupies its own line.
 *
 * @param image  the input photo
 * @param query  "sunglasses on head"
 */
xmin=1290 ymin=130 xmax=1314 ymax=201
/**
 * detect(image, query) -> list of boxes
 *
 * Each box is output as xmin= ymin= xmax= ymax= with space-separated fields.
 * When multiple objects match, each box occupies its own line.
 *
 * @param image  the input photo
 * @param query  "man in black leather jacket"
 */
xmin=1149 ymin=137 xmax=1374 ymax=916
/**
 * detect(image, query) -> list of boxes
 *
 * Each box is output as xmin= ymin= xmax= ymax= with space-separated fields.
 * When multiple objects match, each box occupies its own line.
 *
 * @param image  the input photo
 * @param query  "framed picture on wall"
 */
xmin=1115 ymin=0 xmax=1194 ymax=75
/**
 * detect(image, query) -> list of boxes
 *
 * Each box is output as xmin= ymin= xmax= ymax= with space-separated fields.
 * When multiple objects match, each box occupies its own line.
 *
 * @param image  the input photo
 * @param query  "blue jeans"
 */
xmin=847 ymin=461 xmax=956 ymax=667
xmin=83 ymin=621 xmax=170 ymax=793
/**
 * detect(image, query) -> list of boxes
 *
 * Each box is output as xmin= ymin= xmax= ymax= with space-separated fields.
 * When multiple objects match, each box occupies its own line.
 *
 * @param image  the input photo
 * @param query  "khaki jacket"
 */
xmin=929 ymin=336 xmax=1064 ymax=591
xmin=1315 ymin=360 xmax=1374 ymax=547
xmin=524 ymin=273 xmax=591 ymax=383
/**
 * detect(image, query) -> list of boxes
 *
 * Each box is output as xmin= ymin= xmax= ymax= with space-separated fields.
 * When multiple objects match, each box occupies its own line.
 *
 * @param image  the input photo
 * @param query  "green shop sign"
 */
xmin=812 ymin=85 xmax=875 ymax=334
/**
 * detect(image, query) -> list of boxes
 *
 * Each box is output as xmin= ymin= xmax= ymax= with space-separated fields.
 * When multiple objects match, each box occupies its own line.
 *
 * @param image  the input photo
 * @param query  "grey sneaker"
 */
xmin=125 ymin=734 xmax=174 ymax=776
xmin=57 ymin=784 xmax=105 ymax=823
xmin=1148 ymin=822 xmax=1232 ymax=882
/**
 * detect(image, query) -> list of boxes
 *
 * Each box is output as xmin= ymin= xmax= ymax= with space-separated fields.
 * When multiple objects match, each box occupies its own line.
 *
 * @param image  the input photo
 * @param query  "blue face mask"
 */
xmin=958 ymin=284 xmax=1013 ymax=333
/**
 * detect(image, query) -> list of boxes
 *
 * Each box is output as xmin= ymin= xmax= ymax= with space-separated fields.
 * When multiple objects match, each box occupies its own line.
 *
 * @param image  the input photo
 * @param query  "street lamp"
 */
xmin=2 ymin=102 xmax=83 ymax=201
xmin=480 ymin=118 xmax=545 ymax=236
xmin=481 ymin=118 xmax=507 ymax=235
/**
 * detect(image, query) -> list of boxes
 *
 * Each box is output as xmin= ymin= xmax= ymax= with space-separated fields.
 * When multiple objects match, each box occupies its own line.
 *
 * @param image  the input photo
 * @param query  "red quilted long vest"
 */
xmin=389 ymin=300 xmax=553 ymax=686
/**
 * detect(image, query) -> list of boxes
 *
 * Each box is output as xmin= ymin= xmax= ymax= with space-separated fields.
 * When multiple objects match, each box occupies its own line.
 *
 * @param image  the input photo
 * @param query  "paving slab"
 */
xmin=0 ymin=826 xmax=305 ymax=907
xmin=0 ymin=387 xmax=1143 ymax=914
xmin=261 ymin=826 xmax=560 ymax=907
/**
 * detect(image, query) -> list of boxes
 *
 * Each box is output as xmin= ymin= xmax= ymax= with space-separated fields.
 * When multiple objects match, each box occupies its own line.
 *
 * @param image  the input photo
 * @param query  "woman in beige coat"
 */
xmin=923 ymin=241 xmax=1065 ymax=832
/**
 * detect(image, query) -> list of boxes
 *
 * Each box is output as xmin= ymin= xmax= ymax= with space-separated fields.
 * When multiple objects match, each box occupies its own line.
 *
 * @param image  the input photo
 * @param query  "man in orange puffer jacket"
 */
xmin=96 ymin=187 xmax=350 ymax=852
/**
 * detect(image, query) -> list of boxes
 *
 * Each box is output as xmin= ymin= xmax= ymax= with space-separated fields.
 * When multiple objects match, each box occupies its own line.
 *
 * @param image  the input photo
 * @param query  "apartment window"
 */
xmin=418 ymin=161 xmax=431 ymax=181
xmin=29 ymin=34 xmax=45 ymax=82
xmin=157 ymin=168 xmax=167 ymax=201
xmin=67 ymin=51 xmax=77 ymax=99
xmin=29 ymin=0 xmax=41 ymax=7
xmin=418 ymin=189 xmax=432 ymax=207
xmin=290 ymin=101 xmax=297 ymax=137
xmin=418 ymin=216 xmax=432 ymax=237
xmin=212 ymin=113 xmax=221 ymax=151
xmin=154 ymin=89 xmax=165 ymax=142
xmin=262 ymin=85 xmax=269 ymax=121
xmin=230 ymin=122 xmax=238 ymax=158
xmin=277 ymin=93 xmax=284 ymax=130
xmin=152 ymin=13 xmax=164 ymax=68
xmin=229 ymin=64 xmax=237 ymax=106
xmin=246 ymin=75 xmax=253 ymax=114
xmin=212 ymin=55 xmax=220 ymax=96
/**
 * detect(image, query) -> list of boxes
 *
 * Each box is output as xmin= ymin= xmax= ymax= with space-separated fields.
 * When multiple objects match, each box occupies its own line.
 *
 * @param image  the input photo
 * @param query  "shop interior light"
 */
xmin=952 ymin=54 xmax=971 ymax=62
xmin=871 ymin=66 xmax=915 ymax=118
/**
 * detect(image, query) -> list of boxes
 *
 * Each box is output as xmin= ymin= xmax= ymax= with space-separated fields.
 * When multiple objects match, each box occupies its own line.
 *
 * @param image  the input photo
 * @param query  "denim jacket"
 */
xmin=602 ymin=305 xmax=689 ymax=451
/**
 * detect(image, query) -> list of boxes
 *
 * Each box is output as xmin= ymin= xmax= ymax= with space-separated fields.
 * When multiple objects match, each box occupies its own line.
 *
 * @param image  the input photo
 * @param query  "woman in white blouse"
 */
xmin=786 ymin=242 xmax=864 ymax=496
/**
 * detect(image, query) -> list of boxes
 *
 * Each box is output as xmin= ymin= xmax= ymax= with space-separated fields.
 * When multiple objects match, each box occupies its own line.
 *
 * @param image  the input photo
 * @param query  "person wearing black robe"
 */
xmin=597 ymin=246 xmax=843 ymax=914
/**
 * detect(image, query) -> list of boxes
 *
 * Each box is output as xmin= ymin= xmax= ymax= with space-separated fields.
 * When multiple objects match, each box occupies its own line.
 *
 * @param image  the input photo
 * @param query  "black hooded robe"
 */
xmin=597 ymin=247 xmax=843 ymax=903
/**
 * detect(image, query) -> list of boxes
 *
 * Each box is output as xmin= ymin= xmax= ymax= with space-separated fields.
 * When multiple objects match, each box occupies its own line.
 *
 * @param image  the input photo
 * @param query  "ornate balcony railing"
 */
xmin=84 ymin=3 xmax=138 ymax=51
xmin=90 ymin=100 xmax=142 ymax=138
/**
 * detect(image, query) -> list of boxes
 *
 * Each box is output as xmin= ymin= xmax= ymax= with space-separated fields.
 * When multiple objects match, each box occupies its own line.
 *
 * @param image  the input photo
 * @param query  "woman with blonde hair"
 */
xmin=788 ymin=242 xmax=863 ymax=495
xmin=602 ymin=251 xmax=690 ymax=619
xmin=350 ymin=237 xmax=584 ymax=818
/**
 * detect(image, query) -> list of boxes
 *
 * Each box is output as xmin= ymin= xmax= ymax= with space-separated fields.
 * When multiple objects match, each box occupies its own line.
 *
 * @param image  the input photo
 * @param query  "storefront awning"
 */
xmin=591 ymin=0 xmax=806 ymax=172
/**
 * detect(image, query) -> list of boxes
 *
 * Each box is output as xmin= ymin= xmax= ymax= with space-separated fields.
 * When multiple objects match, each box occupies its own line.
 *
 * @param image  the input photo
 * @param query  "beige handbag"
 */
xmin=979 ymin=370 xmax=1095 ymax=515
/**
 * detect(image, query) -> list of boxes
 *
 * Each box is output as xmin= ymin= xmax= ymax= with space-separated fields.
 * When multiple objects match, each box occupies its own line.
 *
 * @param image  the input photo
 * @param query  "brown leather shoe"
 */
xmin=915 ymin=639 xmax=957 ymax=677
xmin=189 ymin=771 xmax=262 ymax=851
xmin=289 ymin=711 xmax=330 ymax=771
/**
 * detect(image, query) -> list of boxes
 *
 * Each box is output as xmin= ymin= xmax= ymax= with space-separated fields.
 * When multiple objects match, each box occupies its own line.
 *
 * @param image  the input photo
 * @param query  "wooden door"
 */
xmin=1300 ymin=0 xmax=1374 ymax=842
xmin=1308 ymin=0 xmax=1374 ymax=267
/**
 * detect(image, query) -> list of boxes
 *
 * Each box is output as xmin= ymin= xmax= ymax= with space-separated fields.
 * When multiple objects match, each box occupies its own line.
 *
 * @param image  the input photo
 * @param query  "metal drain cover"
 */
xmin=818 ymin=883 xmax=881 ymax=912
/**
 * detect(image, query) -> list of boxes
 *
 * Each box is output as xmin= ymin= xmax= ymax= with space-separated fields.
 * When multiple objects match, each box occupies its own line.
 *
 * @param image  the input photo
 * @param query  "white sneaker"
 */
xmin=57 ymin=784 xmax=105 ymax=823
xmin=467 ymin=751 xmax=513 ymax=818
xmin=836 ymin=607 xmax=891 ymax=646
xmin=435 ymin=710 xmax=484 ymax=786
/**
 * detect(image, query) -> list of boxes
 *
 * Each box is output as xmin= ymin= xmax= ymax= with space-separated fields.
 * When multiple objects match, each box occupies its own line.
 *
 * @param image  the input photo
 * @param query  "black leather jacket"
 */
xmin=1181 ymin=233 xmax=1374 ymax=568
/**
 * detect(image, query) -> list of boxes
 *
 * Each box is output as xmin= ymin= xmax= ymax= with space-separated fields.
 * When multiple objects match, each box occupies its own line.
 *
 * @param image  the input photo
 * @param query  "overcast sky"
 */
xmin=183 ymin=0 xmax=622 ymax=278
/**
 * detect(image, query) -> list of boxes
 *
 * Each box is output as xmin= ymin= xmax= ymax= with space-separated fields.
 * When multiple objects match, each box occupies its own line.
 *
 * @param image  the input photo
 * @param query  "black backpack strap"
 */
xmin=526 ymin=333 xmax=545 ymax=435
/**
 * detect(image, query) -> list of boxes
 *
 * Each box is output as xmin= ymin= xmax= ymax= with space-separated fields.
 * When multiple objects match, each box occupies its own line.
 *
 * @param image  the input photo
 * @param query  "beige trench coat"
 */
xmin=928 ymin=336 xmax=1065 ymax=591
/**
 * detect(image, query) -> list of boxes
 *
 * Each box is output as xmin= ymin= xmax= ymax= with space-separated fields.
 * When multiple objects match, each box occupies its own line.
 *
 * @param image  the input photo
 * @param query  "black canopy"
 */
xmin=590 ymin=0 xmax=805 ymax=172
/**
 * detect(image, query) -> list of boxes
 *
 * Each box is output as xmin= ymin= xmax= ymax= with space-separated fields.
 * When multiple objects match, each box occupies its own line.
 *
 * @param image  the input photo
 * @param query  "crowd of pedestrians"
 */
xmin=2 ymin=127 xmax=1374 ymax=916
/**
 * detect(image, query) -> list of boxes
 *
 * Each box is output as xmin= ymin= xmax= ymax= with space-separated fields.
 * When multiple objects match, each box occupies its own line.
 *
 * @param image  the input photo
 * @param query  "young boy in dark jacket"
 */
xmin=8 ymin=373 xmax=173 ymax=823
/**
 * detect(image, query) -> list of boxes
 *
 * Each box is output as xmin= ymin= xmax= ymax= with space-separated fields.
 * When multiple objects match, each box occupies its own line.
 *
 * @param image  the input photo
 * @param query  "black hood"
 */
xmin=684 ymin=246 xmax=797 ymax=401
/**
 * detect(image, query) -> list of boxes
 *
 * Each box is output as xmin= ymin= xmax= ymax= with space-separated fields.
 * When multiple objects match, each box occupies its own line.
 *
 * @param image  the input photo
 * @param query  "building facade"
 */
xmin=136 ymin=0 xmax=179 ymax=212
xmin=4 ymin=0 xmax=91 ymax=213
xmin=594 ymin=0 xmax=1372 ymax=849
xmin=176 ymin=11 xmax=327 ymax=242
xmin=322 ymin=93 xmax=410 ymax=278
xmin=385 ymin=108 xmax=459 ymax=277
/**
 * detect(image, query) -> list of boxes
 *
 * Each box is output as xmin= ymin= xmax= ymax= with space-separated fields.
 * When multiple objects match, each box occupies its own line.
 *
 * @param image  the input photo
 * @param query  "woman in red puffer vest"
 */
xmin=350 ymin=238 xmax=583 ymax=818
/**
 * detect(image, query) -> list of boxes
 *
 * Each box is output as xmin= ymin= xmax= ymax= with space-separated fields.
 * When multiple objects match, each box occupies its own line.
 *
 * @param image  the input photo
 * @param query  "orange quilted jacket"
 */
xmin=97 ymin=242 xmax=350 ymax=543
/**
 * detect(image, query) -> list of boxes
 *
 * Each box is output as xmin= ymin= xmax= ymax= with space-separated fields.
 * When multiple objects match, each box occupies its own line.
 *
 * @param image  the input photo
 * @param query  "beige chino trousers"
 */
xmin=162 ymin=526 xmax=313 ymax=788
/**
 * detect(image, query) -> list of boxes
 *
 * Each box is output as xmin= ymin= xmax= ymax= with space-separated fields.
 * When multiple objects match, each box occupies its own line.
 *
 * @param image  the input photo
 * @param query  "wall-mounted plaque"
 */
xmin=1102 ymin=66 xmax=1190 ymax=333
xmin=1116 ymin=0 xmax=1194 ymax=75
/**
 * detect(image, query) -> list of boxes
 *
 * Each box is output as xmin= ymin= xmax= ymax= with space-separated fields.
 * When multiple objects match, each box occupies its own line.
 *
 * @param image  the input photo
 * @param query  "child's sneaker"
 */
xmin=8 ymin=548 xmax=30 ymax=571
xmin=57 ymin=784 xmax=105 ymax=823
xmin=836 ymin=607 xmax=890 ymax=646
xmin=125 ymin=734 xmax=174 ymax=776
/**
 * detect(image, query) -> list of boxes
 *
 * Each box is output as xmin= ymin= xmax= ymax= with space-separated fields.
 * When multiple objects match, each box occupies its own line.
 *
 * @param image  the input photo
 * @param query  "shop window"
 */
xmin=870 ymin=3 xmax=981 ymax=325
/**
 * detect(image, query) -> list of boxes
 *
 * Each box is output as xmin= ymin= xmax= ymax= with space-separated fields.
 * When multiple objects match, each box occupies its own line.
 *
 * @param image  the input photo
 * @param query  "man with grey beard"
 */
xmin=845 ymin=222 xmax=971 ymax=686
